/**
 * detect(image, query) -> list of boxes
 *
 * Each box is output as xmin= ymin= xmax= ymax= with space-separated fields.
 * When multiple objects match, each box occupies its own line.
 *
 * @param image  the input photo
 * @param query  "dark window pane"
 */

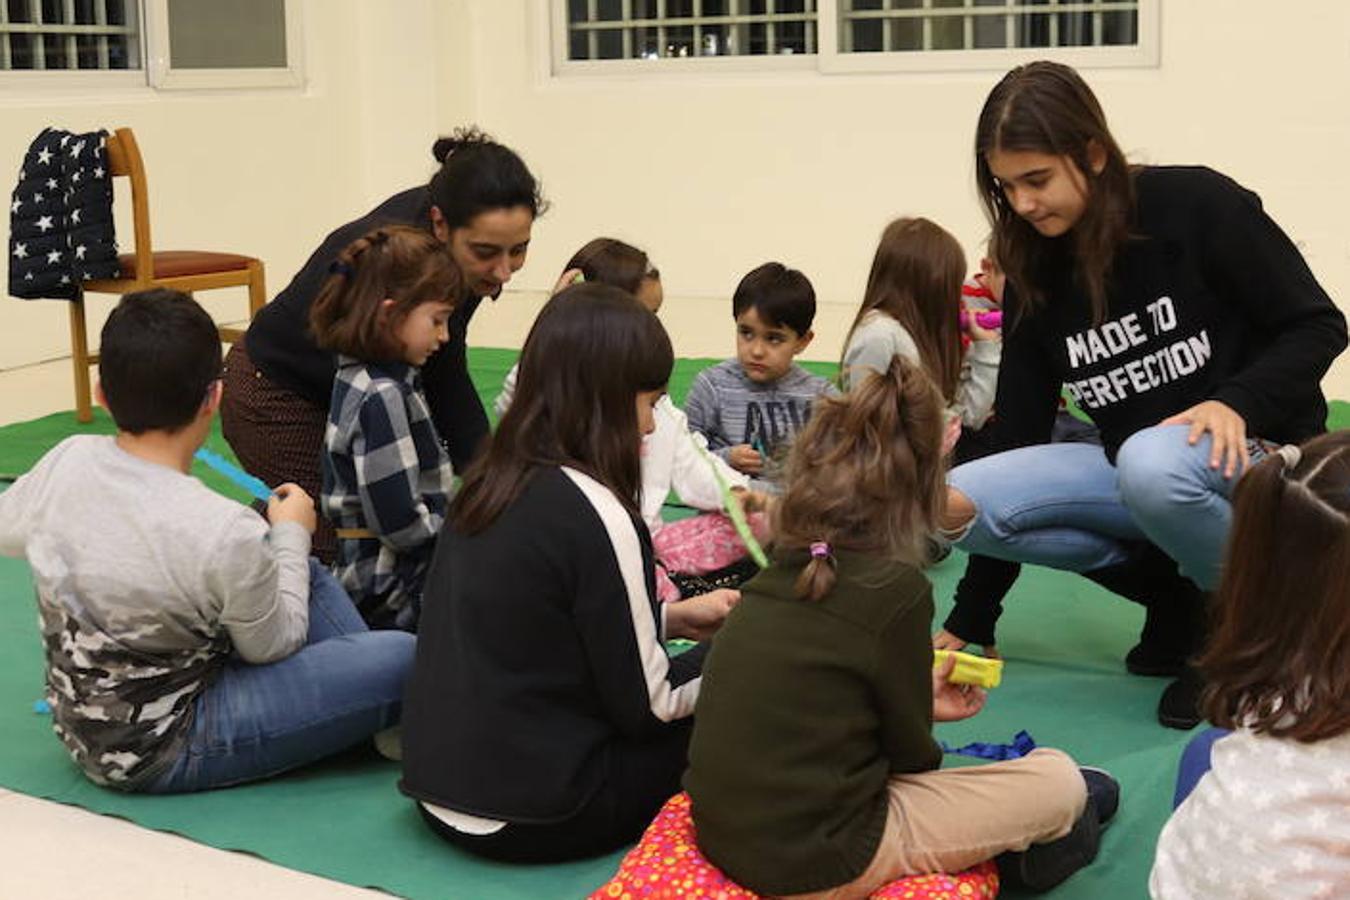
xmin=108 ymin=33 xmax=129 ymax=67
xmin=893 ymin=18 xmax=922 ymax=51
xmin=1102 ymin=10 xmax=1137 ymax=45
xmin=1016 ymin=11 xmax=1051 ymax=47
xmin=106 ymin=0 xmax=127 ymax=26
xmin=701 ymin=24 xmax=728 ymax=56
xmin=567 ymin=0 xmax=586 ymax=25
xmin=74 ymin=0 xmax=96 ymax=24
xmin=853 ymin=19 xmax=882 ymax=52
xmin=596 ymin=27 xmax=623 ymax=59
xmin=41 ymin=0 xmax=64 ymax=23
xmin=932 ymin=15 xmax=964 ymax=49
xmin=76 ymin=33 xmax=100 ymax=67
xmin=596 ymin=0 xmax=622 ymax=22
xmin=666 ymin=24 xmax=694 ymax=57
xmin=568 ymin=29 xmax=586 ymax=60
xmin=1056 ymin=11 xmax=1092 ymax=47
xmin=668 ymin=0 xmax=692 ymax=18
xmin=9 ymin=33 xmax=35 ymax=68
xmin=973 ymin=13 xmax=1006 ymax=48
xmin=634 ymin=26 xmax=659 ymax=58
xmin=7 ymin=0 xmax=32 ymax=23
xmin=703 ymin=0 xmax=727 ymax=16
xmin=42 ymin=33 xmax=68 ymax=67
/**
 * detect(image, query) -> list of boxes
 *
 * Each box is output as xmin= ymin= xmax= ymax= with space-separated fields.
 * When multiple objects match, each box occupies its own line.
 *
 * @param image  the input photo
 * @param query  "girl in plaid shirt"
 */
xmin=310 ymin=226 xmax=460 ymax=630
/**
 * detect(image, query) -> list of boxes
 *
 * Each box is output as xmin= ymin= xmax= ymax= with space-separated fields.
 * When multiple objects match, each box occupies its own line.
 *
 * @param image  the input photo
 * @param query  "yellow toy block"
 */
xmin=933 ymin=649 xmax=1003 ymax=689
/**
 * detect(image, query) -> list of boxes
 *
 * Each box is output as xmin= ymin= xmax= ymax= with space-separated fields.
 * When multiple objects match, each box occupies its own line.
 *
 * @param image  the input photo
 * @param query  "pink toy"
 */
xmin=960 ymin=309 xmax=1004 ymax=331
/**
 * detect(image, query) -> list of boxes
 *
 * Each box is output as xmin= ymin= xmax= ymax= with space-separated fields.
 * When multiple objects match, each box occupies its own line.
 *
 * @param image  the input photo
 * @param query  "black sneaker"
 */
xmin=1124 ymin=640 xmax=1187 ymax=678
xmin=1079 ymin=767 xmax=1120 ymax=826
xmin=995 ymin=806 xmax=1101 ymax=892
xmin=1157 ymin=666 xmax=1204 ymax=730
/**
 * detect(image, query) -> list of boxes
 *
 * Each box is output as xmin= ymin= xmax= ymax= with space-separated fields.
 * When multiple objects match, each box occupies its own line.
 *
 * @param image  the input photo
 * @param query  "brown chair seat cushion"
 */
xmin=118 ymin=251 xmax=256 ymax=279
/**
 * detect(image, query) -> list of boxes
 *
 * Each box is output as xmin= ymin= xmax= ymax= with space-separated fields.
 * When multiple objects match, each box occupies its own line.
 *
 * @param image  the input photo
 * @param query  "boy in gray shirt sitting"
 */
xmin=684 ymin=263 xmax=836 ymax=488
xmin=0 ymin=289 xmax=414 ymax=792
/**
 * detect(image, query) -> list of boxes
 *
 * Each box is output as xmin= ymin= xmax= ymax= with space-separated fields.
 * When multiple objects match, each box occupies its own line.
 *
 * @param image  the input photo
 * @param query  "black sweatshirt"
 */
xmin=244 ymin=187 xmax=489 ymax=471
xmin=399 ymin=466 xmax=704 ymax=823
xmin=992 ymin=166 xmax=1346 ymax=461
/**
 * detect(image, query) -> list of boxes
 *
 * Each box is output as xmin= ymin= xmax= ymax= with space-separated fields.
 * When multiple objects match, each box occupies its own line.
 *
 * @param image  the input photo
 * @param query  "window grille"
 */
xmin=1 ymin=0 xmax=139 ymax=70
xmin=565 ymin=0 xmax=818 ymax=61
xmin=839 ymin=0 xmax=1138 ymax=54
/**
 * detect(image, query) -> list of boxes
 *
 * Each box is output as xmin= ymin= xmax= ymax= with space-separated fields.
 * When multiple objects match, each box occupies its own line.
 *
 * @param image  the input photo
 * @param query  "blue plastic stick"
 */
xmin=33 ymin=699 xmax=50 ymax=715
xmin=193 ymin=448 xmax=272 ymax=502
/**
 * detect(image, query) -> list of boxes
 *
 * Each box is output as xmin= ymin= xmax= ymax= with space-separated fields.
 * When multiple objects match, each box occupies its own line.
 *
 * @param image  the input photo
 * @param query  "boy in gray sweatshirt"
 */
xmin=684 ymin=263 xmax=836 ymax=488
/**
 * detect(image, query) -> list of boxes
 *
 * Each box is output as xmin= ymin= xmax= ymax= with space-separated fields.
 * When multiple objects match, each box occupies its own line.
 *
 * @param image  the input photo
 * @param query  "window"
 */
xmin=558 ymin=0 xmax=818 ymax=68
xmin=0 ymin=0 xmax=140 ymax=71
xmin=0 ymin=0 xmax=303 ymax=88
xmin=549 ymin=0 xmax=1157 ymax=73
xmin=838 ymin=1 xmax=1139 ymax=54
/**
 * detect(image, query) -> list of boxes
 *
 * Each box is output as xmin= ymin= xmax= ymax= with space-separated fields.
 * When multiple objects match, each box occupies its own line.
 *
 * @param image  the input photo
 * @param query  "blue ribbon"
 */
xmin=940 ymin=729 xmax=1037 ymax=761
xmin=193 ymin=448 xmax=272 ymax=502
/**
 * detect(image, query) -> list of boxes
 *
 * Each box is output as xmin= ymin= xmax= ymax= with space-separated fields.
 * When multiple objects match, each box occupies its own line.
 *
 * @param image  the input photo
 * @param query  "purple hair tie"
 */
xmin=809 ymin=541 xmax=831 ymax=560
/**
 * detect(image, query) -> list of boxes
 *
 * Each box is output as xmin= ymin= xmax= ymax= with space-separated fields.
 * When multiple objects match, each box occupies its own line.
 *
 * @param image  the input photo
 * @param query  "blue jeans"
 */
xmin=948 ymin=425 xmax=1258 ymax=591
xmin=148 ymin=560 xmax=415 ymax=793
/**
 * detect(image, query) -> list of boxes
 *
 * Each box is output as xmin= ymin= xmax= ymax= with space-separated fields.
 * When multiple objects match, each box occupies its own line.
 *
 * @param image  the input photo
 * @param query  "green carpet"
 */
xmin=0 ymin=348 xmax=1344 ymax=899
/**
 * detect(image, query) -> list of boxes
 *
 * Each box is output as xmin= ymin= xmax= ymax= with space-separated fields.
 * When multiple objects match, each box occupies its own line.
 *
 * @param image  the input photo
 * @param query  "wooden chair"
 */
xmin=70 ymin=127 xmax=266 ymax=422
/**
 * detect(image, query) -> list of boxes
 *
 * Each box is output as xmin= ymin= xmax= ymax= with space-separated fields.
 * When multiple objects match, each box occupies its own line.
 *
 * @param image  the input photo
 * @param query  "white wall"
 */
xmin=3 ymin=1 xmax=1348 ymax=402
xmin=436 ymin=0 xmax=1350 ymax=396
xmin=0 ymin=0 xmax=441 ymax=372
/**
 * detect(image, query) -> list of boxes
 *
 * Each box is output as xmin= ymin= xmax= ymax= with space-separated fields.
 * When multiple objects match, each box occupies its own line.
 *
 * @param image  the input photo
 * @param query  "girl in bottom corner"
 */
xmin=684 ymin=356 xmax=1119 ymax=898
xmin=1150 ymin=431 xmax=1350 ymax=899
xmin=399 ymin=283 xmax=738 ymax=862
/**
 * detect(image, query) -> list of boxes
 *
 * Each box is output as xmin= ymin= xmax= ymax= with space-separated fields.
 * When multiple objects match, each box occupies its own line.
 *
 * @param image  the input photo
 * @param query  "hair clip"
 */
xmin=328 ymin=260 xmax=353 ymax=277
xmin=1276 ymin=444 xmax=1302 ymax=471
xmin=809 ymin=541 xmax=832 ymax=560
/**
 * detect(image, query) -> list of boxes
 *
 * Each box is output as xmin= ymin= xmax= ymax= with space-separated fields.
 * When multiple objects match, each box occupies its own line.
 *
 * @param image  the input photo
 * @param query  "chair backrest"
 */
xmin=103 ymin=127 xmax=153 ymax=283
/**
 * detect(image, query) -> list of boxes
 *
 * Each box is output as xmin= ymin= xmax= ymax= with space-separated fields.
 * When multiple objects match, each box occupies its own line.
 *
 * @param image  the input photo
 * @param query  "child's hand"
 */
xmin=931 ymin=652 xmax=987 ymax=722
xmin=933 ymin=628 xmax=999 ymax=660
xmin=267 ymin=483 xmax=317 ymax=534
xmin=731 ymin=486 xmax=771 ymax=514
xmin=727 ymin=445 xmax=764 ymax=475
xmin=666 ymin=588 xmax=740 ymax=642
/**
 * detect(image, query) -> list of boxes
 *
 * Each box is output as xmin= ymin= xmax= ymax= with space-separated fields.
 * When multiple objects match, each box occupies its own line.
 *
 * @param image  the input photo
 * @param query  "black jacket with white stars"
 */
xmin=8 ymin=127 xmax=119 ymax=300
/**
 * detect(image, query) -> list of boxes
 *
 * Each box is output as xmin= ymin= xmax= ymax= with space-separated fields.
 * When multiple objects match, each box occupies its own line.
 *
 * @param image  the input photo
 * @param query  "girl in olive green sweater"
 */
xmin=684 ymin=357 xmax=1117 ymax=897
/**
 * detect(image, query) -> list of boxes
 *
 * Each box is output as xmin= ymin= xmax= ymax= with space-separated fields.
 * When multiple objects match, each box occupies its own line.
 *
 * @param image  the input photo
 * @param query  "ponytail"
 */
xmin=776 ymin=355 xmax=947 ymax=602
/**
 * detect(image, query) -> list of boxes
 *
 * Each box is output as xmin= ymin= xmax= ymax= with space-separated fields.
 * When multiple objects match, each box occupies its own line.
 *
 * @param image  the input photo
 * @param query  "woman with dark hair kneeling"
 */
xmin=399 ymin=284 xmax=738 ymax=862
xmin=222 ymin=127 xmax=544 ymax=563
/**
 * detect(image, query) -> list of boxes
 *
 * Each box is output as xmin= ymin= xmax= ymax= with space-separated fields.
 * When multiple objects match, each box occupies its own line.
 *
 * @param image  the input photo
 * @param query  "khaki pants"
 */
xmin=785 ymin=748 xmax=1086 ymax=900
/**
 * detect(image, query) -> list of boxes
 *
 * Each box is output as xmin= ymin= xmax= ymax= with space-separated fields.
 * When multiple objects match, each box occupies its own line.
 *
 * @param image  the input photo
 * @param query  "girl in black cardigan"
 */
xmin=400 ymin=284 xmax=737 ymax=863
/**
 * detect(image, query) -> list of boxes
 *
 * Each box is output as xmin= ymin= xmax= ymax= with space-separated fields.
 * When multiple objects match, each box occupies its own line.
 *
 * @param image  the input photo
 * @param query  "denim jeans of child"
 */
xmin=948 ymin=424 xmax=1263 ymax=592
xmin=148 ymin=560 xmax=415 ymax=792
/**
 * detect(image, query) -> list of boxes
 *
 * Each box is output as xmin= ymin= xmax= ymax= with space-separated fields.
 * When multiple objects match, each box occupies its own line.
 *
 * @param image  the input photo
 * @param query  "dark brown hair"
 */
xmin=1200 ymin=431 xmax=1350 ymax=743
xmin=309 ymin=225 xmax=461 ymax=361
xmin=732 ymin=262 xmax=816 ymax=336
xmin=773 ymin=356 xmax=947 ymax=602
xmin=843 ymin=217 xmax=966 ymax=402
xmin=429 ymin=126 xmax=547 ymax=231
xmin=565 ymin=237 xmax=658 ymax=296
xmin=452 ymin=283 xmax=673 ymax=533
xmin=974 ymin=60 xmax=1133 ymax=323
xmin=100 ymin=288 xmax=222 ymax=434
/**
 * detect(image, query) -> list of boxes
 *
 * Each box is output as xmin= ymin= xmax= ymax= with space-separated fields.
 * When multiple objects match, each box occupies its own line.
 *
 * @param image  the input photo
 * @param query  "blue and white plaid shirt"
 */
xmin=322 ymin=357 xmax=454 ymax=628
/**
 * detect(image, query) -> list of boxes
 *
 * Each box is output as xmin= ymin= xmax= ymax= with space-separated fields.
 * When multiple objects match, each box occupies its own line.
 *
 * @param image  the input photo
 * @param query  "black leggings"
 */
xmin=418 ymin=719 xmax=693 ymax=864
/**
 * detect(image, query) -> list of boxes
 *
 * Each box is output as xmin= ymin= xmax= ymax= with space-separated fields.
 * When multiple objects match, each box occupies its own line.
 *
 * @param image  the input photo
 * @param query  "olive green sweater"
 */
xmin=684 ymin=551 xmax=942 ymax=896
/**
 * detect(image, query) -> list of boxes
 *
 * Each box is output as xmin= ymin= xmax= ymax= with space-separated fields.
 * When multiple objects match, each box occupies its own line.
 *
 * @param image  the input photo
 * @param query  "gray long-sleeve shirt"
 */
xmin=0 ymin=435 xmax=311 ymax=788
xmin=683 ymin=359 xmax=836 ymax=482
